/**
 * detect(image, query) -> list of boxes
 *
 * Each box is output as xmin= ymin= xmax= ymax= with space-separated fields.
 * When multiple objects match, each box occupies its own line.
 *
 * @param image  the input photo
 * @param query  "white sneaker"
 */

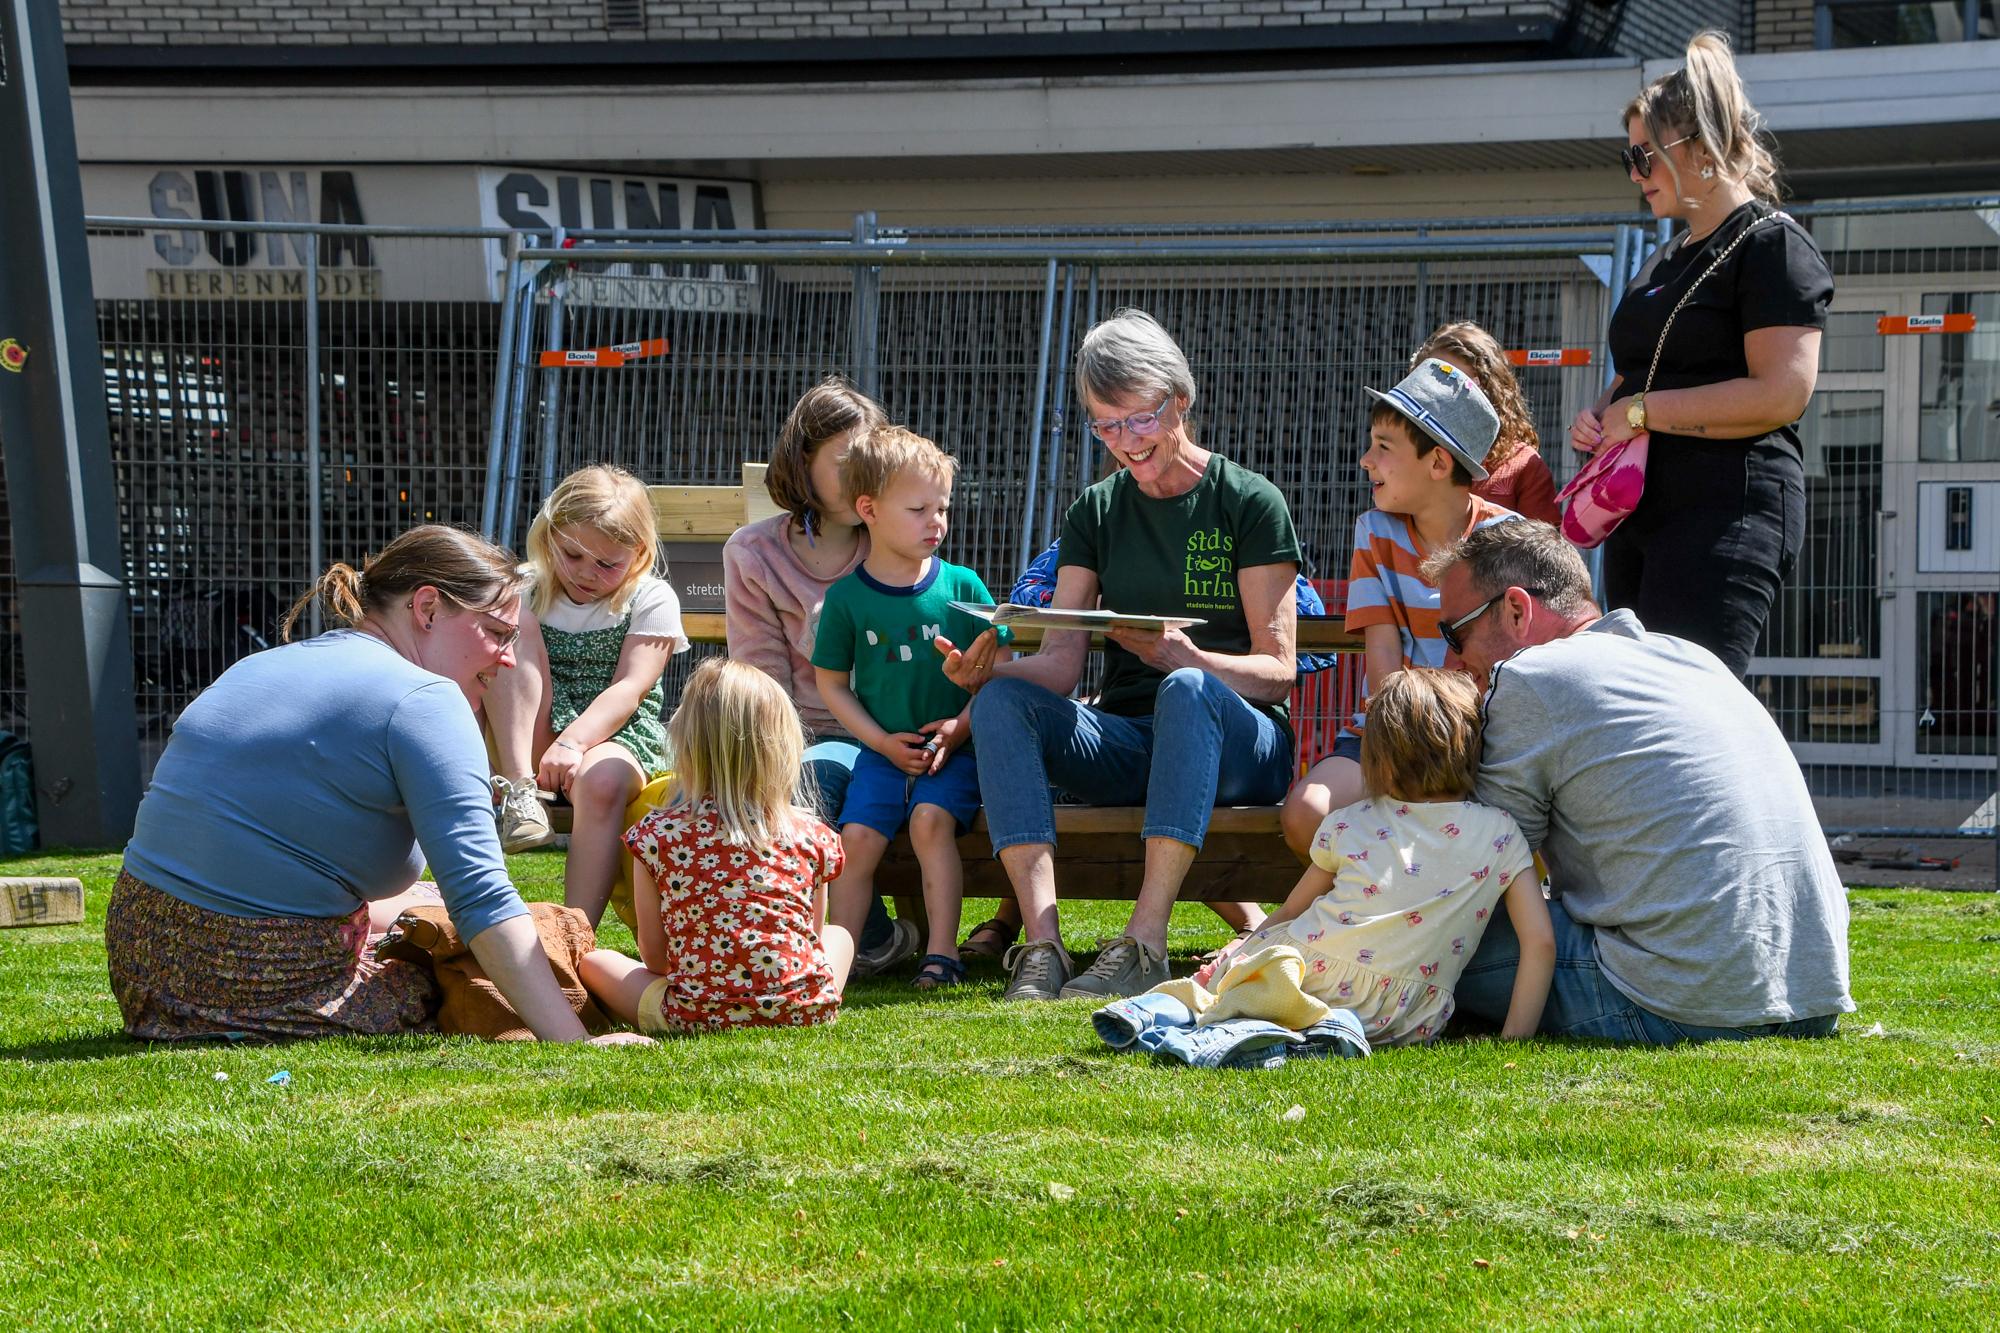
xmin=850 ymin=916 xmax=921 ymax=977
xmin=493 ymin=775 xmax=555 ymax=852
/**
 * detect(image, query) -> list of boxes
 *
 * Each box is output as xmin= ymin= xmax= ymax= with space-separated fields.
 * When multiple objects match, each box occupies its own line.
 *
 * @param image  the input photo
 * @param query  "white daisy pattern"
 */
xmin=620 ymin=796 xmax=845 ymax=1034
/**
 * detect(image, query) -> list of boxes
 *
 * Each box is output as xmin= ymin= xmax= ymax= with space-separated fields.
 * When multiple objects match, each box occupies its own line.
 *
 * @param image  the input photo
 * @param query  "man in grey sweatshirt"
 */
xmin=1422 ymin=521 xmax=1853 ymax=1043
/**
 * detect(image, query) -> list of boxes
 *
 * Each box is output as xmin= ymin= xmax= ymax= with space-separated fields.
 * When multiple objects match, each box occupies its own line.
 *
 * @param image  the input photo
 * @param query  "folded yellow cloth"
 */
xmin=1151 ymin=944 xmax=1334 ymax=1032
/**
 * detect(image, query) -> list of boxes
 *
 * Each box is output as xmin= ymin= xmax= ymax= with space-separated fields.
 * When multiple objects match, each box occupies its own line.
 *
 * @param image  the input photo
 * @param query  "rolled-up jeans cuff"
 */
xmin=1139 ymin=823 xmax=1205 ymax=849
xmin=988 ymin=830 xmax=1055 ymax=856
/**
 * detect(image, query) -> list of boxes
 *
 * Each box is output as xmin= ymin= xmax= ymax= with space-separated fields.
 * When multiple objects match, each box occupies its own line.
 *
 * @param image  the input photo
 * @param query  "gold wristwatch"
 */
xmin=1626 ymin=394 xmax=1648 ymax=431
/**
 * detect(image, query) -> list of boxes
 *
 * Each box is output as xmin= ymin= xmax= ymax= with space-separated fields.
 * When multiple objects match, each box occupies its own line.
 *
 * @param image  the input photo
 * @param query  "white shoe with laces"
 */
xmin=493 ymin=775 xmax=555 ymax=852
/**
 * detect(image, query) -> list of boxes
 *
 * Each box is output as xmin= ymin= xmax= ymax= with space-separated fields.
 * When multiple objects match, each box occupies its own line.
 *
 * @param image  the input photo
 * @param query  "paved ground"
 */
xmin=1820 ymin=792 xmax=1997 ymax=892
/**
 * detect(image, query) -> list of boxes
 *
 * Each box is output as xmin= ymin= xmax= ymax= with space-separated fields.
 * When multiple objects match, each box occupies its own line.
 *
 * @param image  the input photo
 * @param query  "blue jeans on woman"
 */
xmin=802 ymin=740 xmax=893 ymax=950
xmin=1454 ymin=895 xmax=1841 ymax=1045
xmin=970 ymin=668 xmax=1294 ymax=852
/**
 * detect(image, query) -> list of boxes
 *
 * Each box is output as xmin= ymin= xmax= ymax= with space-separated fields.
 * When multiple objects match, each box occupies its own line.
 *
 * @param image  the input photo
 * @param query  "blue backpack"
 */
xmin=0 ymin=733 xmax=38 ymax=855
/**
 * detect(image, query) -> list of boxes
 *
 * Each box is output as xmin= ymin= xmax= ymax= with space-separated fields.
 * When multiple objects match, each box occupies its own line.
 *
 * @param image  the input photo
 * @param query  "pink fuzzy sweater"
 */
xmin=721 ymin=513 xmax=868 ymax=738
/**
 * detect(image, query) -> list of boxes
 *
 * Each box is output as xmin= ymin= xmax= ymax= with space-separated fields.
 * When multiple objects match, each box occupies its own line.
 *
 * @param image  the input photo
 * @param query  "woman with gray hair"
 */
xmin=938 ymin=309 xmax=1303 ymax=1002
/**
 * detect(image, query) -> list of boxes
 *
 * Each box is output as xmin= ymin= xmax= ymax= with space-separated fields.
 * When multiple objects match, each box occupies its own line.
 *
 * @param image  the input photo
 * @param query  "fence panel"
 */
xmin=0 ymin=201 xmax=1988 ymax=859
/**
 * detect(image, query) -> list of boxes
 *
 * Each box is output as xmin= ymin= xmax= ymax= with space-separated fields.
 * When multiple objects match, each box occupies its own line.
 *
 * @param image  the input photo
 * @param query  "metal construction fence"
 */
xmin=0 ymin=197 xmax=1994 ymax=858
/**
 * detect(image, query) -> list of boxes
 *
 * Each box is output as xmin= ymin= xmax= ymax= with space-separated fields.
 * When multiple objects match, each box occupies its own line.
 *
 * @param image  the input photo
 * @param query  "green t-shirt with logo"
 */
xmin=809 ymin=558 xmax=1004 ymax=741
xmin=1058 ymin=453 xmax=1302 ymax=727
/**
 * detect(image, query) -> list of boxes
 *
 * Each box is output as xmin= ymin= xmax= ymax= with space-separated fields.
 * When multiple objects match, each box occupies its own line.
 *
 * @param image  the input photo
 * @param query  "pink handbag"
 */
xmin=1557 ymin=432 xmax=1650 ymax=549
xmin=1558 ymin=211 xmax=1786 ymax=549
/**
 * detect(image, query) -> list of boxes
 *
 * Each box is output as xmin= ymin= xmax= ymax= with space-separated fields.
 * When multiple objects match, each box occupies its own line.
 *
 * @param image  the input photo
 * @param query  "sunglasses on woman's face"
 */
xmin=1619 ymin=132 xmax=1696 ymax=179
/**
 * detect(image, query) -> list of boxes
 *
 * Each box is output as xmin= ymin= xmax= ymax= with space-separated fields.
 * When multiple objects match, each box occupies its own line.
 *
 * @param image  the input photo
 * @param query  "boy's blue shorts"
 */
xmin=837 ymin=748 xmax=982 ymax=840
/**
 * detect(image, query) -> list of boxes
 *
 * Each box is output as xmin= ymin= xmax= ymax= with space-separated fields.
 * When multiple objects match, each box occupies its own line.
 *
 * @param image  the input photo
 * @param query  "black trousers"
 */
xmin=1602 ymin=436 xmax=1805 ymax=679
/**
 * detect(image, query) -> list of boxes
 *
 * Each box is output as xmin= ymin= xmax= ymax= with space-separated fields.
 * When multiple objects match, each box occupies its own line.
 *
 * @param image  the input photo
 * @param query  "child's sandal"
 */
xmin=959 ymin=917 xmax=1021 ymax=960
xmin=911 ymin=954 xmax=967 ymax=991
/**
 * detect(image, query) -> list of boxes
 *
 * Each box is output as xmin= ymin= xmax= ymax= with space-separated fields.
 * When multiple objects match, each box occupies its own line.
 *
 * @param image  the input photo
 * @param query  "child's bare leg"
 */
xmin=1206 ymin=901 xmax=1268 ymax=932
xmin=580 ymin=948 xmax=658 ymax=1026
xmin=821 ymin=921 xmax=858 ymax=996
xmin=829 ymin=825 xmax=891 ymax=942
xmin=484 ymin=605 xmax=553 ymax=780
xmin=908 ymin=803 xmax=964 ymax=960
xmin=565 ymin=744 xmax=644 ymax=926
xmin=1281 ymin=755 xmax=1366 ymax=858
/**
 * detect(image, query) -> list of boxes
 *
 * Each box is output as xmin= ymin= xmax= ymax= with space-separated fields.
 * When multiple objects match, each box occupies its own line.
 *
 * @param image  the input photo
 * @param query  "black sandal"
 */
xmin=912 ymin=953 xmax=967 ymax=990
xmin=959 ymin=917 xmax=1021 ymax=961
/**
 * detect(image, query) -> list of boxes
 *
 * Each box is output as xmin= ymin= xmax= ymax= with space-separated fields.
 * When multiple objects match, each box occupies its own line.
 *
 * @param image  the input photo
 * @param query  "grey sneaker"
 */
xmin=1001 ymin=938 xmax=1075 ymax=1002
xmin=851 ymin=915 xmax=921 ymax=977
xmin=1058 ymin=935 xmax=1169 ymax=1001
xmin=493 ymin=775 xmax=555 ymax=853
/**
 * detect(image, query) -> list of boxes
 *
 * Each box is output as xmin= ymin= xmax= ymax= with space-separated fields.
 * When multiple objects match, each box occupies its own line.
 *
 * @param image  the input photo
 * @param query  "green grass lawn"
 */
xmin=2 ymin=850 xmax=1997 ymax=1330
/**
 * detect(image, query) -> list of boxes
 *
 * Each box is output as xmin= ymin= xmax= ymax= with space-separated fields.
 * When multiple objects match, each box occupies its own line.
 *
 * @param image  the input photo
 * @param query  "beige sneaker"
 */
xmin=1058 ymin=935 xmax=1169 ymax=1001
xmin=493 ymin=775 xmax=555 ymax=852
xmin=1001 ymin=938 xmax=1075 ymax=1002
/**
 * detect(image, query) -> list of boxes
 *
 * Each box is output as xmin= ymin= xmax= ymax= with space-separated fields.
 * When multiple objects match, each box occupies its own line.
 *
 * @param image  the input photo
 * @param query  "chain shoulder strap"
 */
xmin=1640 ymin=210 xmax=1789 ymax=397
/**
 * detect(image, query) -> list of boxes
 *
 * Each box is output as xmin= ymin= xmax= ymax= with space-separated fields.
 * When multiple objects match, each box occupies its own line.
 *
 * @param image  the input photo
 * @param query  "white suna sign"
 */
xmin=478 ymin=168 xmax=760 ymax=312
xmin=80 ymin=165 xmax=761 ymax=306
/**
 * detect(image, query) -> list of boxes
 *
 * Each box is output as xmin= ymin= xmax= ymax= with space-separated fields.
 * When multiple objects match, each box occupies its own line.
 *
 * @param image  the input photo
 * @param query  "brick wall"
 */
xmin=61 ymin=1 xmax=1569 ymax=47
xmin=1752 ymin=0 xmax=1817 ymax=52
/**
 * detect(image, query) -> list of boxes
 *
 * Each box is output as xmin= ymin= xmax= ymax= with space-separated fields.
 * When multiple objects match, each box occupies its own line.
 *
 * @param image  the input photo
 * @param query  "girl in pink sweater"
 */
xmin=722 ymin=378 xmax=927 ymax=972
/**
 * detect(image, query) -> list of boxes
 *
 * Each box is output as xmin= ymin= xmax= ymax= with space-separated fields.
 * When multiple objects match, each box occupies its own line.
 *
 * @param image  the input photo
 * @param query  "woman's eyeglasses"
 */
xmin=1088 ymin=398 xmax=1171 ymax=442
xmin=1619 ymin=132 xmax=1696 ymax=179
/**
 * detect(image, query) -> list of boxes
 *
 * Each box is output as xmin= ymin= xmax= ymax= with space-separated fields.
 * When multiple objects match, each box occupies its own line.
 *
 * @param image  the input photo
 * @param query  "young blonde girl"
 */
xmin=487 ymin=464 xmax=689 ymax=924
xmin=579 ymin=658 xmax=852 ymax=1033
xmin=1199 ymin=668 xmax=1554 ymax=1044
xmin=1415 ymin=321 xmax=1561 ymax=526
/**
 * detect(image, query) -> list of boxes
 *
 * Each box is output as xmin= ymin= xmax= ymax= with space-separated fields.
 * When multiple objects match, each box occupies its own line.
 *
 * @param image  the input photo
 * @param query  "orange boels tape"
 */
xmin=1878 ymin=314 xmax=1976 ymax=335
xmin=1505 ymin=348 xmax=1592 ymax=367
xmin=536 ymin=336 xmax=672 ymax=368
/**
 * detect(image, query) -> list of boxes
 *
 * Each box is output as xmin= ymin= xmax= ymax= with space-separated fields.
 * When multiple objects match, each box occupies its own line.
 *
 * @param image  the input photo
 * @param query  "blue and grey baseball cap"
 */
xmin=1363 ymin=357 xmax=1500 ymax=483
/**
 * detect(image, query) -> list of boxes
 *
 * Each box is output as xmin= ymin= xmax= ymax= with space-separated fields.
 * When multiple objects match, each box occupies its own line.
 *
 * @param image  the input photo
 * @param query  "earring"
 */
xmin=1700 ymin=165 xmax=1715 ymax=180
xmin=425 ymin=618 xmax=435 ymax=631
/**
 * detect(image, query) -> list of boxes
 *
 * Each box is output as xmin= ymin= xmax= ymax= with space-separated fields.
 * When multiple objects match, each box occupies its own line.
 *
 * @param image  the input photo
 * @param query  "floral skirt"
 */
xmin=105 ymin=869 xmax=438 ymax=1042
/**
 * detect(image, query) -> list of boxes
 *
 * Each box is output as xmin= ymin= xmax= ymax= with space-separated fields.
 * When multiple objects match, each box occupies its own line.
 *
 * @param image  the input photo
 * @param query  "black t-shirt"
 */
xmin=1607 ymin=200 xmax=1834 ymax=459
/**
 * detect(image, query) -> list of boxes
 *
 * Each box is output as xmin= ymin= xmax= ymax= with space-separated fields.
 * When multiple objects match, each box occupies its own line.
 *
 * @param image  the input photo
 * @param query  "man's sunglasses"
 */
xmin=1619 ymin=132 xmax=1696 ymax=179
xmin=1440 ymin=587 xmax=1544 ymax=655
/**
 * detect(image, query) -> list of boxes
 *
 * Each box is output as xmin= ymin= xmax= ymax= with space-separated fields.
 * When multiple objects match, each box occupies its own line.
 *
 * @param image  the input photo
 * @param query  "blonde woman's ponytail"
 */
xmin=282 ymin=563 xmax=366 ymax=640
xmin=1625 ymin=29 xmax=1783 ymax=205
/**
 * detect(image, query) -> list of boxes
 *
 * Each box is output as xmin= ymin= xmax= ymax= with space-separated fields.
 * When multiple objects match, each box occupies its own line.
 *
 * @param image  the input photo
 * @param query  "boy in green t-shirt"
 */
xmin=811 ymin=426 xmax=1008 ymax=991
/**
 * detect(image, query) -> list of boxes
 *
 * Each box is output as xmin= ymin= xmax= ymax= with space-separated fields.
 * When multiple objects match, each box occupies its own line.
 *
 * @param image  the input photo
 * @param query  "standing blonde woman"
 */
xmin=1571 ymin=31 xmax=1833 ymax=676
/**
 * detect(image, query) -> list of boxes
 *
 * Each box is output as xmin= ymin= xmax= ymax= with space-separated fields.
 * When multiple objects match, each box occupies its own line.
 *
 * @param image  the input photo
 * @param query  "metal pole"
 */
xmin=1412 ymin=225 xmax=1429 ymax=347
xmin=1039 ymin=263 xmax=1078 ymax=547
xmin=303 ymin=236 xmax=324 ymax=635
xmin=1017 ymin=258 xmax=1060 ymax=574
xmin=496 ymin=257 xmax=542 ymax=551
xmin=1077 ymin=266 xmax=1101 ymax=493
xmin=851 ymin=211 xmax=881 ymax=399
xmin=536 ymin=227 xmax=568 ymax=511
xmin=0 ymin=0 xmax=142 ymax=843
xmin=479 ymin=232 xmax=524 ymax=539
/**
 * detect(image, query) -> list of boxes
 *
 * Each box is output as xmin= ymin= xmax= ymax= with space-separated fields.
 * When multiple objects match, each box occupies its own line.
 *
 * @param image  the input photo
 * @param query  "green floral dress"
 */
xmin=545 ymin=615 xmax=669 ymax=774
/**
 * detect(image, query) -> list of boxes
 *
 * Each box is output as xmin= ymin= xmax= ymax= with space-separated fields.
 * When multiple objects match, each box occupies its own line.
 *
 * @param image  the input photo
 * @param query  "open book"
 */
xmin=949 ymin=601 xmax=1206 ymax=634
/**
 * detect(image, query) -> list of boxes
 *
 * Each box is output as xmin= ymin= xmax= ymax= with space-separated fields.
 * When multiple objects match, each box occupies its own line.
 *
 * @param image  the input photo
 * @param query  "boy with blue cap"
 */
xmin=1278 ymin=357 xmax=1521 ymax=855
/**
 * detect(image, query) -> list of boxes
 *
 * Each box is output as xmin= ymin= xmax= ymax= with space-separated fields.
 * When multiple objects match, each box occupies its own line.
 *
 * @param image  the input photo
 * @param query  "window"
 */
xmin=1918 ymin=292 xmax=2000 ymax=463
xmin=1817 ymin=0 xmax=1995 ymax=46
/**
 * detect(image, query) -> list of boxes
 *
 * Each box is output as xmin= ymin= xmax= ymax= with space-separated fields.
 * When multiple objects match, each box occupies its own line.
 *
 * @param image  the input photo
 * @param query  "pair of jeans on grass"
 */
xmin=971 ymin=668 xmax=1293 ymax=851
xmin=1454 ymin=895 xmax=1841 ymax=1044
xmin=1093 ymin=991 xmax=1371 ymax=1069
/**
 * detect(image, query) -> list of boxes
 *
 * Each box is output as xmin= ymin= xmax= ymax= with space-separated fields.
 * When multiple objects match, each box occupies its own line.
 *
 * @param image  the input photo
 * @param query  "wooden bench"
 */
xmin=551 ymin=466 xmax=1359 ymax=907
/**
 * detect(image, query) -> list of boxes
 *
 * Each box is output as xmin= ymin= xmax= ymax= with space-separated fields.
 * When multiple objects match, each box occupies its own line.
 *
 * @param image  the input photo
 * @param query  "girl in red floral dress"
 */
xmin=581 ymin=658 xmax=854 ymax=1033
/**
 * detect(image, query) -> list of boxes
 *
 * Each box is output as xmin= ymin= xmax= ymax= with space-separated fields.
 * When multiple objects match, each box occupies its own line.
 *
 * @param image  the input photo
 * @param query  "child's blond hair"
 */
xmin=523 ymin=464 xmax=660 ymax=618
xmin=838 ymin=425 xmax=957 ymax=508
xmin=1359 ymin=668 xmax=1483 ymax=803
xmin=661 ymin=658 xmax=812 ymax=855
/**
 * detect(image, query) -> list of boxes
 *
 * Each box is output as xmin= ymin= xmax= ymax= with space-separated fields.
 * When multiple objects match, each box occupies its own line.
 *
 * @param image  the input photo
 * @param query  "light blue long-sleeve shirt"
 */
xmin=125 ymin=629 xmax=528 ymax=941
